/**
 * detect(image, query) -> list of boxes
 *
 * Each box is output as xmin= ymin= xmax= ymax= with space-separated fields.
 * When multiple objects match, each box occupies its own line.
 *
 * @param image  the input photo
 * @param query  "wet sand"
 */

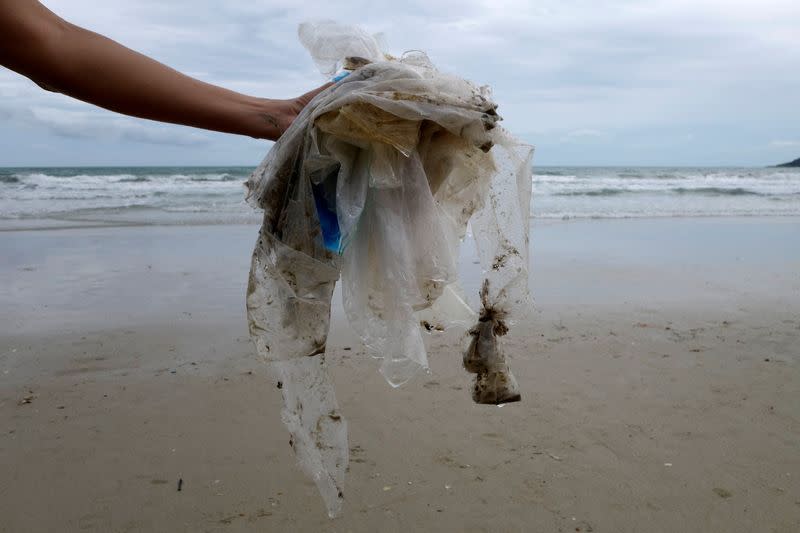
xmin=1 ymin=218 xmax=799 ymax=532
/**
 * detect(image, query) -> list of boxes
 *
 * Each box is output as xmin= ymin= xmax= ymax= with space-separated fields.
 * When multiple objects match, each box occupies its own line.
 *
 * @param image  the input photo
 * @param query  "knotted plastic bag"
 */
xmin=245 ymin=21 xmax=533 ymax=517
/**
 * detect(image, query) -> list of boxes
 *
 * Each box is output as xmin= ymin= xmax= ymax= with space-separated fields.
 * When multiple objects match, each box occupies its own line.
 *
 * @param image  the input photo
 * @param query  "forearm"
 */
xmin=1 ymin=1 xmax=284 ymax=139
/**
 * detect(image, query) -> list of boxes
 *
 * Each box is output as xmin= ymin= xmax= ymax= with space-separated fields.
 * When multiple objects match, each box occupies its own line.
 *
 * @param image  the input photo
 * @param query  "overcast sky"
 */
xmin=1 ymin=0 xmax=799 ymax=167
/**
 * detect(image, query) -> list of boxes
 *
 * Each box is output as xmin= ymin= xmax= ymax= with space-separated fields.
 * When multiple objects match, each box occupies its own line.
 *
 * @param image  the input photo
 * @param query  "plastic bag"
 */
xmin=245 ymin=21 xmax=533 ymax=517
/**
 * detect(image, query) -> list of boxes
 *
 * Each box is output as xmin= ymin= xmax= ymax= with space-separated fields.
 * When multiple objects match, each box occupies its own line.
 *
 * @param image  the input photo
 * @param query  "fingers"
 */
xmin=295 ymin=82 xmax=334 ymax=109
xmin=276 ymin=83 xmax=334 ymax=139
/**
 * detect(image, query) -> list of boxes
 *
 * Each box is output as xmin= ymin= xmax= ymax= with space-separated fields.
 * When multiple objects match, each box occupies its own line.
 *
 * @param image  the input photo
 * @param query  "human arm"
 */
xmin=0 ymin=0 xmax=328 ymax=140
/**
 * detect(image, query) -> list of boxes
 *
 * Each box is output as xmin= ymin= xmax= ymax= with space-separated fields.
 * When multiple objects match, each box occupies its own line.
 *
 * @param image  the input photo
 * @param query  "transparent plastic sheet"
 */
xmin=245 ymin=21 xmax=533 ymax=517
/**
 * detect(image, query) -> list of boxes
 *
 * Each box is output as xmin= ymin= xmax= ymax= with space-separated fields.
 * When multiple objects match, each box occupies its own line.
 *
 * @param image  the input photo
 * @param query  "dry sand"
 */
xmin=1 ymin=218 xmax=799 ymax=532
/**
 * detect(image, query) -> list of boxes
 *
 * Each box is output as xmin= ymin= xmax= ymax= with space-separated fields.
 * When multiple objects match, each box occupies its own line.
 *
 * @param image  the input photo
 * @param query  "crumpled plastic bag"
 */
xmin=245 ymin=21 xmax=533 ymax=517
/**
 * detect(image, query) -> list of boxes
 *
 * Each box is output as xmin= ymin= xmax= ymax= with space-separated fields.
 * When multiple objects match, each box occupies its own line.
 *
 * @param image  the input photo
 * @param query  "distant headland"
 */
xmin=774 ymin=157 xmax=800 ymax=168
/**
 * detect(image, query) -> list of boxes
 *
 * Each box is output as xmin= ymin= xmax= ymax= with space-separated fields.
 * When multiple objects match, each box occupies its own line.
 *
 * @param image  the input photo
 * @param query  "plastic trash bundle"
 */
xmin=245 ymin=21 xmax=533 ymax=517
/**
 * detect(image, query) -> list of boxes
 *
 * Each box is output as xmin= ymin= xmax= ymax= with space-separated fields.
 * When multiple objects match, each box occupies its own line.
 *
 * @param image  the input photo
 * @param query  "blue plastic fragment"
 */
xmin=331 ymin=71 xmax=351 ymax=83
xmin=311 ymin=179 xmax=342 ymax=253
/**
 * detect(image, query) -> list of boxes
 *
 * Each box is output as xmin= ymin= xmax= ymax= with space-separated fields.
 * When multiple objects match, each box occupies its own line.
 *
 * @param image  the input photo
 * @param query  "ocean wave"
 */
xmin=671 ymin=187 xmax=763 ymax=196
xmin=535 ymin=210 xmax=800 ymax=219
xmin=4 ymin=166 xmax=799 ymax=222
xmin=12 ymin=170 xmax=248 ymax=183
xmin=549 ymin=186 xmax=777 ymax=197
xmin=43 ymin=194 xmax=117 ymax=200
xmin=187 ymin=174 xmax=242 ymax=182
xmin=74 ymin=203 xmax=156 ymax=212
xmin=617 ymin=172 xmax=643 ymax=178
xmin=533 ymin=175 xmax=579 ymax=183
xmin=554 ymin=188 xmax=631 ymax=197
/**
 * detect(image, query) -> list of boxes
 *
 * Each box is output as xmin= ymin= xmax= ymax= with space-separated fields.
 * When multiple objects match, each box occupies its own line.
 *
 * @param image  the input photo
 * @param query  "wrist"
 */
xmin=243 ymin=97 xmax=290 ymax=141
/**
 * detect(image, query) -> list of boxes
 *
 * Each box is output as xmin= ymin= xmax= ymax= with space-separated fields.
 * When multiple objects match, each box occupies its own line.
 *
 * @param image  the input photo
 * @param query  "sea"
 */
xmin=1 ymin=166 xmax=799 ymax=229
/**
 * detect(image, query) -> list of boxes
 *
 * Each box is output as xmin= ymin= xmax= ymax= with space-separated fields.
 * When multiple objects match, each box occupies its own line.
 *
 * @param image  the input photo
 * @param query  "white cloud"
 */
xmin=0 ymin=100 xmax=210 ymax=147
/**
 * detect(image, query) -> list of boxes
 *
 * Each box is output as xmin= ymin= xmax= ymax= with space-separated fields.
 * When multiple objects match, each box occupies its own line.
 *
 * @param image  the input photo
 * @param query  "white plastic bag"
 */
xmin=245 ymin=21 xmax=533 ymax=516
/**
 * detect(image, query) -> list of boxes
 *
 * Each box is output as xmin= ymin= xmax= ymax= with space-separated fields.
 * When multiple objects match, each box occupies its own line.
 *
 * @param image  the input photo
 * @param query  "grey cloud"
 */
xmin=119 ymin=126 xmax=210 ymax=146
xmin=14 ymin=103 xmax=211 ymax=146
xmin=5 ymin=0 xmax=800 ymax=165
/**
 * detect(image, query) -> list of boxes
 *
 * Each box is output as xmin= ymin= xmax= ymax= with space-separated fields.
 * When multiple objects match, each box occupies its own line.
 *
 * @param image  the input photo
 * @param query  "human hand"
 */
xmin=256 ymin=82 xmax=333 ymax=141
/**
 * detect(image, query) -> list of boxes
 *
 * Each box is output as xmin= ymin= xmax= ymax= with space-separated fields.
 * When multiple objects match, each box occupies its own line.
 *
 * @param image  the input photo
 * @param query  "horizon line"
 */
xmin=0 ymin=163 xmax=783 ymax=169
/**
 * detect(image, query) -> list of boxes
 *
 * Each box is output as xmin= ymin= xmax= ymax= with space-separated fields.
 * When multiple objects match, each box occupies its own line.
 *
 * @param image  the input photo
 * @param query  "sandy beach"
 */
xmin=1 ymin=217 xmax=799 ymax=532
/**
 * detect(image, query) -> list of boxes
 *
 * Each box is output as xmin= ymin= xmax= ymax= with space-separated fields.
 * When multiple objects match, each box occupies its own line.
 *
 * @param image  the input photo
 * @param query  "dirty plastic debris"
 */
xmin=246 ymin=21 xmax=533 ymax=517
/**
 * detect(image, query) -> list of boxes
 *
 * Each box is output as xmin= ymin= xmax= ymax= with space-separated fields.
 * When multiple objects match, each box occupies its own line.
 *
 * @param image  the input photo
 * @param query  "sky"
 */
xmin=1 ymin=0 xmax=799 ymax=167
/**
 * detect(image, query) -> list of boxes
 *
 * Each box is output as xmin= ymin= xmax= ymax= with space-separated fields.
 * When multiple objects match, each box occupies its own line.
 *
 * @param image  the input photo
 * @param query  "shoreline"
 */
xmin=2 ymin=213 xmax=800 ymax=233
